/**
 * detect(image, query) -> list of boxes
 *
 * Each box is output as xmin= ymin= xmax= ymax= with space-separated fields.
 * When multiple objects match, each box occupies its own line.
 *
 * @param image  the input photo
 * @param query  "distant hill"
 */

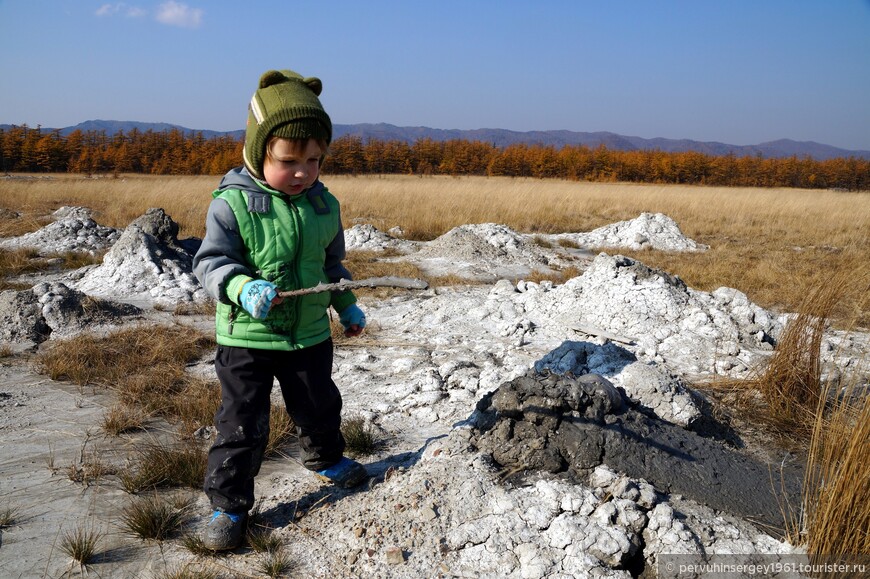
xmin=333 ymin=123 xmax=870 ymax=161
xmin=3 ymin=120 xmax=868 ymax=161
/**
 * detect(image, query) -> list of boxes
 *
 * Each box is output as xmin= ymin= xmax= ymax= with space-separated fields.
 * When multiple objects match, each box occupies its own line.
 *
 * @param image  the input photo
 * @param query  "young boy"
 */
xmin=193 ymin=68 xmax=368 ymax=551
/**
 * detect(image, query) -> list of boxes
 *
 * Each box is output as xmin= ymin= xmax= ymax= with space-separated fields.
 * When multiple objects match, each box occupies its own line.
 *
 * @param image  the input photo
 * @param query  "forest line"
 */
xmin=2 ymin=125 xmax=868 ymax=190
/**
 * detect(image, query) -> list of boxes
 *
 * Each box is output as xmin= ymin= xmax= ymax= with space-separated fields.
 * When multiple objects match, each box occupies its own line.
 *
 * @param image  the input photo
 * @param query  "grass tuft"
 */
xmin=342 ymin=415 xmax=376 ymax=457
xmin=156 ymin=564 xmax=219 ymax=579
xmin=0 ymin=506 xmax=20 ymax=528
xmin=120 ymin=493 xmax=191 ymax=541
xmin=120 ymin=440 xmax=207 ymax=493
xmin=710 ymin=266 xmax=862 ymax=438
xmin=172 ymin=299 xmax=217 ymax=316
xmin=164 ymin=375 xmax=221 ymax=437
xmin=179 ymin=532 xmax=217 ymax=557
xmin=255 ymin=549 xmax=295 ymax=578
xmin=0 ymin=247 xmax=43 ymax=277
xmin=798 ymin=366 xmax=870 ymax=565
xmin=752 ymin=274 xmax=847 ymax=433
xmin=67 ymin=443 xmax=115 ymax=486
xmin=54 ymin=250 xmax=105 ymax=270
xmin=102 ymin=403 xmax=148 ymax=435
xmin=247 ymin=522 xmax=284 ymax=554
xmin=59 ymin=522 xmax=102 ymax=569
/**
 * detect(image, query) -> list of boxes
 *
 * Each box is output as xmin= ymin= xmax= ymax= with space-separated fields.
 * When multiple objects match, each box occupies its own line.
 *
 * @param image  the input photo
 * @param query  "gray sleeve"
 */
xmin=193 ymin=198 xmax=253 ymax=303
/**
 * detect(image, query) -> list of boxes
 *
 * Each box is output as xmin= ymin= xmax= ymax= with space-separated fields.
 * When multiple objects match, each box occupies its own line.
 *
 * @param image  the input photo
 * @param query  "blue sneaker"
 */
xmin=315 ymin=457 xmax=368 ymax=489
xmin=202 ymin=510 xmax=247 ymax=551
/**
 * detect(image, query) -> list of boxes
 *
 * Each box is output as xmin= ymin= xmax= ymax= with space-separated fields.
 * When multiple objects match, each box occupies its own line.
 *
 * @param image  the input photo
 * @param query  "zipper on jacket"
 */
xmin=290 ymin=203 xmax=303 ymax=344
xmin=285 ymin=197 xmax=303 ymax=345
xmin=227 ymin=307 xmax=237 ymax=335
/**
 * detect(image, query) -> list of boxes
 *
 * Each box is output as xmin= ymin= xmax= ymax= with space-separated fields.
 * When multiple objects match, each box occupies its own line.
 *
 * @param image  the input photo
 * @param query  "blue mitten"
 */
xmin=239 ymin=280 xmax=278 ymax=320
xmin=339 ymin=304 xmax=366 ymax=332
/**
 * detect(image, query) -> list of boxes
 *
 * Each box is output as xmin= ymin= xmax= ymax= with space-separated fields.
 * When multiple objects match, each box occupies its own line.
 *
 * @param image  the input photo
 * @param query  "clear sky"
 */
xmin=2 ymin=1 xmax=869 ymax=150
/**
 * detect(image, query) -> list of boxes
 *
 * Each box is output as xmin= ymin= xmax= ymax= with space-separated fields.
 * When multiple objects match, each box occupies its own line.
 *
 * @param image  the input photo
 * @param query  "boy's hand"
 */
xmin=339 ymin=304 xmax=366 ymax=337
xmin=240 ymin=280 xmax=281 ymax=320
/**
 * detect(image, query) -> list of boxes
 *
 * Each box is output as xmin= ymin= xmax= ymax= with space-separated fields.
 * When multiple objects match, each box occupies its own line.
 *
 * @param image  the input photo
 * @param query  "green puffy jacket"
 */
xmin=193 ymin=168 xmax=356 ymax=350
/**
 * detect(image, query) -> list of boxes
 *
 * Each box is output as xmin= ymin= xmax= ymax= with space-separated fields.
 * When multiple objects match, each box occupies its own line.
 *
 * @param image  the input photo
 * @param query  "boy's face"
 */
xmin=263 ymin=138 xmax=322 ymax=196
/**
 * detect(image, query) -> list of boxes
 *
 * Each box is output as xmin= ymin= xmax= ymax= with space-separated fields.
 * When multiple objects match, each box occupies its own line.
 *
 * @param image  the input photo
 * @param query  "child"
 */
xmin=193 ymin=68 xmax=368 ymax=551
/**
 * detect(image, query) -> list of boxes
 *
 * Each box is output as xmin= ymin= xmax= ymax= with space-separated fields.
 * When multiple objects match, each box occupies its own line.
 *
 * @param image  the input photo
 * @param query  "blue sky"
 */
xmin=2 ymin=1 xmax=869 ymax=150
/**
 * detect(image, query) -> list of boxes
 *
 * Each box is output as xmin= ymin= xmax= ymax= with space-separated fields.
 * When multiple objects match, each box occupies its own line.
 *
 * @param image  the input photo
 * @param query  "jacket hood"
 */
xmin=217 ymin=167 xmax=261 ymax=193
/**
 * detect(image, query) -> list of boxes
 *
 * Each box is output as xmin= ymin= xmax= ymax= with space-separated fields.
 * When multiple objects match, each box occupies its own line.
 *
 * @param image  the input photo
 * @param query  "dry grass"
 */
xmin=66 ymin=449 xmax=115 ymax=486
xmin=120 ymin=493 xmax=193 ymax=541
xmin=37 ymin=324 xmax=219 ymax=494
xmin=59 ymin=521 xmax=103 ymax=570
xmin=102 ymin=403 xmax=148 ymax=435
xmin=0 ymin=247 xmax=105 ymax=292
xmin=758 ymin=270 xmax=855 ymax=433
xmin=37 ymin=323 xmax=216 ymax=424
xmin=255 ymin=550 xmax=295 ymax=578
xmin=0 ymin=506 xmax=19 ymax=528
xmin=798 ymin=368 xmax=870 ymax=564
xmin=38 ymin=323 xmax=300 ymax=492
xmin=157 ymin=563 xmax=219 ymax=579
xmin=0 ymin=174 xmax=214 ymax=238
xmin=120 ymin=440 xmax=208 ymax=493
xmin=247 ymin=522 xmax=284 ymax=554
xmin=179 ymin=531 xmax=218 ymax=557
xmin=0 ymin=247 xmax=43 ymax=276
xmin=701 ymin=270 xmax=870 ymax=558
xmin=341 ymin=415 xmax=377 ymax=457
xmin=707 ymin=266 xmax=868 ymax=439
xmin=165 ymin=375 xmax=222 ymax=437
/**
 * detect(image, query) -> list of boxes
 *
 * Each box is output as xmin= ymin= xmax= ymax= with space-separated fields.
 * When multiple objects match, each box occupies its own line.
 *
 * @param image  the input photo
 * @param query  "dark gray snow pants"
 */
xmin=204 ymin=339 xmax=345 ymax=513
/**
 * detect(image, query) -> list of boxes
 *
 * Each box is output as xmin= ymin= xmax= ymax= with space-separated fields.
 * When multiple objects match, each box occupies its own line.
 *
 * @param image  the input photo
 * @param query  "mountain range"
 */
xmin=4 ymin=120 xmax=869 ymax=161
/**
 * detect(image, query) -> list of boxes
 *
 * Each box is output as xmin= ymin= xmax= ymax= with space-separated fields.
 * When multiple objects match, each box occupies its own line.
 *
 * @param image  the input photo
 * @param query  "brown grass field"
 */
xmin=2 ymin=173 xmax=867 ymax=325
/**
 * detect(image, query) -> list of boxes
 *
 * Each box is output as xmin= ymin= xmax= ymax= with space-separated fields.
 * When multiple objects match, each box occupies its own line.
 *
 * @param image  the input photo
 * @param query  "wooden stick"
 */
xmin=571 ymin=324 xmax=637 ymax=345
xmin=277 ymin=276 xmax=429 ymax=298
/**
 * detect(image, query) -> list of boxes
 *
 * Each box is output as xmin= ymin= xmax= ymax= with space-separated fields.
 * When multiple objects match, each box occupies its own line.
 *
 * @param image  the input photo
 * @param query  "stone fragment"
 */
xmin=385 ymin=546 xmax=404 ymax=565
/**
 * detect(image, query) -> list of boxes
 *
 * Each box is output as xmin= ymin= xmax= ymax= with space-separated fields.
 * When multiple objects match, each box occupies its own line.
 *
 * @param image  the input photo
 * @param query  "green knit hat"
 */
xmin=242 ymin=69 xmax=333 ymax=179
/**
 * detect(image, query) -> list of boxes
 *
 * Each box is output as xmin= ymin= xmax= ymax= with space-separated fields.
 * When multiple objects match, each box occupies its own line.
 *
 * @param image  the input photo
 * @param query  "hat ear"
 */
xmin=302 ymin=77 xmax=322 ymax=96
xmin=258 ymin=70 xmax=287 ymax=89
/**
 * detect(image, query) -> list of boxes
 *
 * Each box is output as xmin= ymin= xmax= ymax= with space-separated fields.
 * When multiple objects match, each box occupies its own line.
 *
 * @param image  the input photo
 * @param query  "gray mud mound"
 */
xmin=0 ymin=282 xmax=142 ymax=345
xmin=411 ymin=223 xmax=570 ymax=281
xmin=535 ymin=341 xmax=702 ymax=426
xmin=0 ymin=205 xmax=120 ymax=255
xmin=74 ymin=208 xmax=207 ymax=306
xmin=549 ymin=212 xmax=708 ymax=252
xmin=469 ymin=369 xmax=803 ymax=532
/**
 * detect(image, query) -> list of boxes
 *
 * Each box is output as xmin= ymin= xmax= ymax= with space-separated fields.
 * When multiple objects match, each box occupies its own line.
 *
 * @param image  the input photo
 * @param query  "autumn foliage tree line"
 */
xmin=2 ymin=124 xmax=868 ymax=190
